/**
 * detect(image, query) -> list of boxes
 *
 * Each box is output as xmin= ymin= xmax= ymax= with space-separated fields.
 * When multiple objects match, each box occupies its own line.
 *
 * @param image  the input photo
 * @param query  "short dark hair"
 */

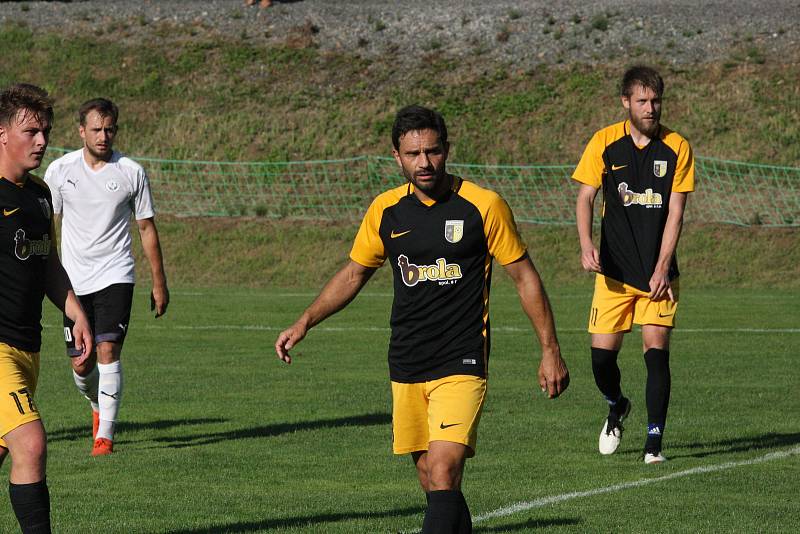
xmin=620 ymin=66 xmax=664 ymax=98
xmin=391 ymin=105 xmax=448 ymax=150
xmin=0 ymin=83 xmax=54 ymax=127
xmin=78 ymin=98 xmax=119 ymax=126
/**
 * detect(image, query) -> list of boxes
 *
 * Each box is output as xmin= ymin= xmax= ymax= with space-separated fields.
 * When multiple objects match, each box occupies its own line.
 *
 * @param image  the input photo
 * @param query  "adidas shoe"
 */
xmin=91 ymin=438 xmax=114 ymax=457
xmin=598 ymin=397 xmax=631 ymax=455
xmin=644 ymin=451 xmax=667 ymax=464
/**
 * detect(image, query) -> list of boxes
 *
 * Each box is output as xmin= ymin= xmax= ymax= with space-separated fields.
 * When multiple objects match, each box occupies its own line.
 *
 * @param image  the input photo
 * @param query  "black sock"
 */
xmin=422 ymin=490 xmax=463 ymax=534
xmin=9 ymin=479 xmax=51 ymax=534
xmin=458 ymin=491 xmax=472 ymax=534
xmin=591 ymin=347 xmax=622 ymax=407
xmin=644 ymin=348 xmax=671 ymax=452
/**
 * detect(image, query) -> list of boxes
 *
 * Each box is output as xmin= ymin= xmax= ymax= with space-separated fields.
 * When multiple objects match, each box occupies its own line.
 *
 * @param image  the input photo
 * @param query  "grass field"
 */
xmin=1 ymin=284 xmax=797 ymax=533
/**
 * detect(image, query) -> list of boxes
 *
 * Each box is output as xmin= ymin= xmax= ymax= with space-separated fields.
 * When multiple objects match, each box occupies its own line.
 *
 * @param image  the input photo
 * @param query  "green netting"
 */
xmin=40 ymin=148 xmax=800 ymax=226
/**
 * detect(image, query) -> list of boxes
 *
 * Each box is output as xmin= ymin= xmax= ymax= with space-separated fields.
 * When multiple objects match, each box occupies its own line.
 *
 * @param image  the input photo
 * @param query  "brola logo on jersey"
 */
xmin=398 ymin=254 xmax=463 ymax=287
xmin=618 ymin=182 xmax=662 ymax=208
xmin=14 ymin=229 xmax=51 ymax=261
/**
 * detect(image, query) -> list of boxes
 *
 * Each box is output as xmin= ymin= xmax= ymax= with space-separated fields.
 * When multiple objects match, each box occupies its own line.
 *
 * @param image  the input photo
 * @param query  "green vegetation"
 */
xmin=590 ymin=14 xmax=609 ymax=32
xmin=1 ymin=286 xmax=796 ymax=532
xmin=1 ymin=21 xmax=798 ymax=165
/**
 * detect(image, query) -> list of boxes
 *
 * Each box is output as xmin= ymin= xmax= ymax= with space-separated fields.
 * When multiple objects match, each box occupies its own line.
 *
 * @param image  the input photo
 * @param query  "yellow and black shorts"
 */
xmin=588 ymin=274 xmax=680 ymax=334
xmin=0 ymin=342 xmax=40 ymax=447
xmin=391 ymin=374 xmax=487 ymax=457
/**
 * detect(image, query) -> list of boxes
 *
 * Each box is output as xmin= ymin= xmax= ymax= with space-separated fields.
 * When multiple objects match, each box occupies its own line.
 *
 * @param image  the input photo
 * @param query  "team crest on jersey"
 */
xmin=105 ymin=180 xmax=120 ymax=192
xmin=653 ymin=160 xmax=668 ymax=178
xmin=397 ymin=254 xmax=463 ymax=287
xmin=38 ymin=198 xmax=51 ymax=219
xmin=444 ymin=220 xmax=464 ymax=244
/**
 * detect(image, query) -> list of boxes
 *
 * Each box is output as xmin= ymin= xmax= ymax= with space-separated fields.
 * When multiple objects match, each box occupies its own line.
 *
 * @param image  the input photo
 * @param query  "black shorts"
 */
xmin=64 ymin=283 xmax=134 ymax=357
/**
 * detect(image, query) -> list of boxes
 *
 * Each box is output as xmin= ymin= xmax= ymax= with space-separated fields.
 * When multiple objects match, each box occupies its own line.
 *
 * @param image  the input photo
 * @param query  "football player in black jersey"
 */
xmin=573 ymin=67 xmax=695 ymax=464
xmin=0 ymin=83 xmax=92 ymax=533
xmin=277 ymin=105 xmax=569 ymax=533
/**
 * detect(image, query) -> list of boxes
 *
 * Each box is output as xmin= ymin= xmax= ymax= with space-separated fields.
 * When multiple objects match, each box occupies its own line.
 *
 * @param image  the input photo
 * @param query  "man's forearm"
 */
xmin=45 ymin=251 xmax=73 ymax=314
xmin=576 ymin=189 xmax=596 ymax=248
xmin=140 ymin=224 xmax=167 ymax=287
xmin=506 ymin=258 xmax=561 ymax=353
xmin=654 ymin=193 xmax=687 ymax=274
xmin=299 ymin=261 xmax=375 ymax=330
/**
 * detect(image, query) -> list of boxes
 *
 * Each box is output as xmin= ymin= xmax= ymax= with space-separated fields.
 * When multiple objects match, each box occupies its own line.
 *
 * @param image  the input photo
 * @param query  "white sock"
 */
xmin=73 ymin=367 xmax=99 ymax=412
xmin=97 ymin=361 xmax=123 ymax=441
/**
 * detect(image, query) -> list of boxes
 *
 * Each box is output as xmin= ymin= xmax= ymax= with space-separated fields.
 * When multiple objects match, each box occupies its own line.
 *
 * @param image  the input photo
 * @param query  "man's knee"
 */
xmin=4 ymin=423 xmax=47 ymax=480
xmin=96 ymin=342 xmax=121 ymax=364
xmin=428 ymin=463 xmax=463 ymax=490
xmin=642 ymin=325 xmax=671 ymax=351
xmin=8 ymin=434 xmax=46 ymax=463
xmin=426 ymin=442 xmax=467 ymax=490
xmin=72 ymin=354 xmax=97 ymax=376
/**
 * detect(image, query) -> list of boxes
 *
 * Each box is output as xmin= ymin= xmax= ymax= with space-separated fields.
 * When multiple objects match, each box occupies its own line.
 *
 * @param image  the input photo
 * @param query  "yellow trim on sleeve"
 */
xmin=349 ymin=184 xmax=407 ymax=268
xmin=572 ymin=121 xmax=628 ymax=189
xmin=661 ymin=127 xmax=695 ymax=193
xmin=457 ymin=180 xmax=527 ymax=266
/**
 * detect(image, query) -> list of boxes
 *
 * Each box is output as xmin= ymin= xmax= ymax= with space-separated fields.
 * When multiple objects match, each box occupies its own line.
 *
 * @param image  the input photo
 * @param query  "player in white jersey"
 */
xmin=44 ymin=98 xmax=169 ymax=456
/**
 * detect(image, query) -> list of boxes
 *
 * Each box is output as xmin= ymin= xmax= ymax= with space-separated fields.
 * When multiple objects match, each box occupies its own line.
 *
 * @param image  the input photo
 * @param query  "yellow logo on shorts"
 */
xmin=397 ymin=254 xmax=462 ymax=287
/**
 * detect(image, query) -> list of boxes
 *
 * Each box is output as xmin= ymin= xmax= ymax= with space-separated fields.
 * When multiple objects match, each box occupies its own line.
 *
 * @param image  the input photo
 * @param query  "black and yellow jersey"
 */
xmin=572 ymin=120 xmax=695 ymax=292
xmin=0 ymin=174 xmax=54 ymax=352
xmin=350 ymin=176 xmax=526 ymax=383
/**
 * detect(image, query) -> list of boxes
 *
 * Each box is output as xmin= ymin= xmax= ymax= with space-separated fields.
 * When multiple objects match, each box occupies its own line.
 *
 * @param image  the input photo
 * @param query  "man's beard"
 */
xmin=630 ymin=114 xmax=660 ymax=138
xmin=86 ymin=144 xmax=112 ymax=160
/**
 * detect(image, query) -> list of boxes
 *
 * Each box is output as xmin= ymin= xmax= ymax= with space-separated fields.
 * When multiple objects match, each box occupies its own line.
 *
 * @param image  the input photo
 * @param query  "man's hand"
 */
xmin=580 ymin=244 xmax=602 ymax=273
xmin=537 ymin=348 xmax=570 ymax=398
xmin=71 ymin=314 xmax=94 ymax=367
xmin=275 ymin=320 xmax=309 ymax=364
xmin=648 ymin=269 xmax=674 ymax=302
xmin=151 ymin=284 xmax=170 ymax=318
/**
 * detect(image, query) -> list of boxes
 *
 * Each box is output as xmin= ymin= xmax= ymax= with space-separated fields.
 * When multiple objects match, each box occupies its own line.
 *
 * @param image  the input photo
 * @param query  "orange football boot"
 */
xmin=91 ymin=438 xmax=113 ymax=456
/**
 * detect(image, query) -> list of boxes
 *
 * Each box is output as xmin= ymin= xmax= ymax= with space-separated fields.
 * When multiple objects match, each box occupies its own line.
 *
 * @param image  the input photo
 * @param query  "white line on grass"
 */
xmin=168 ymin=290 xmax=797 ymax=301
xmin=472 ymin=445 xmax=800 ymax=524
xmin=40 ymin=324 xmax=800 ymax=334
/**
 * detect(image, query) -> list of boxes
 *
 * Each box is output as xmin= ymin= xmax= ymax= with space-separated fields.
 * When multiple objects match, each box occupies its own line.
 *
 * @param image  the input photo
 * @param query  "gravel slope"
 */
xmin=2 ymin=0 xmax=799 ymax=66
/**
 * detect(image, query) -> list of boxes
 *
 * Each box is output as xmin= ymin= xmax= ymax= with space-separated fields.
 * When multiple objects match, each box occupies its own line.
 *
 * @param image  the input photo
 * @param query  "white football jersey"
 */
xmin=45 ymin=149 xmax=155 ymax=295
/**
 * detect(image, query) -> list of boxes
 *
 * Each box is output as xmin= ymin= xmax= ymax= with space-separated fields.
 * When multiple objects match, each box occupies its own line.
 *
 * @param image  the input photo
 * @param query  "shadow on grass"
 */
xmin=671 ymin=432 xmax=800 ymax=459
xmin=166 ymin=505 xmax=421 ymax=533
xmin=47 ymin=418 xmax=227 ymax=443
xmin=475 ymin=516 xmax=581 ymax=532
xmin=148 ymin=412 xmax=391 ymax=449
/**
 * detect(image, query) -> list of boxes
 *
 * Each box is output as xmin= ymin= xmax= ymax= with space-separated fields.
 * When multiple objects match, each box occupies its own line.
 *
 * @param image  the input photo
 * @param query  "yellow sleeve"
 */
xmin=572 ymin=131 xmax=605 ymax=188
xmin=485 ymin=192 xmax=527 ymax=265
xmin=672 ymin=139 xmax=695 ymax=193
xmin=349 ymin=197 xmax=387 ymax=268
